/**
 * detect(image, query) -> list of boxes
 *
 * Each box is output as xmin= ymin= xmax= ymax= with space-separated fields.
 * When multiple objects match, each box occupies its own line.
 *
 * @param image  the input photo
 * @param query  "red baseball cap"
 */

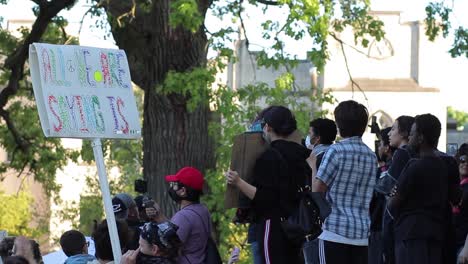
xmin=165 ymin=167 xmax=204 ymax=191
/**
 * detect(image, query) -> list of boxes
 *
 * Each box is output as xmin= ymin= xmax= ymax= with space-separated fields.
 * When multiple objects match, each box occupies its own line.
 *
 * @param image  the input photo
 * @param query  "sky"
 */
xmin=1 ymin=0 xmax=467 ymax=54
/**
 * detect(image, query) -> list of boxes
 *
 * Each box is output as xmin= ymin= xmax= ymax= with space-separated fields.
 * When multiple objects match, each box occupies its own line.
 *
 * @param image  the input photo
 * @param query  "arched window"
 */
xmin=371 ymin=110 xmax=394 ymax=129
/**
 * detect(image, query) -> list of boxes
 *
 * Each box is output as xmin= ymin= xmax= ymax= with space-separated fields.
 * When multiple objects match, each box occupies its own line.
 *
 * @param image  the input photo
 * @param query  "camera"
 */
xmin=134 ymin=179 xmax=147 ymax=194
xmin=370 ymin=116 xmax=381 ymax=135
xmin=142 ymin=196 xmax=154 ymax=208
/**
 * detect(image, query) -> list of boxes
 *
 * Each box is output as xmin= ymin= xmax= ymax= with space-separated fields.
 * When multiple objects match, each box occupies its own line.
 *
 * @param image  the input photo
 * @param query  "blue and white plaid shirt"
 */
xmin=316 ymin=136 xmax=377 ymax=240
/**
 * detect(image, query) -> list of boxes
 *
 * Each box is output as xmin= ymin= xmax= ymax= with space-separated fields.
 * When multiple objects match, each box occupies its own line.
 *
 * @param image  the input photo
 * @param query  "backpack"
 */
xmin=185 ymin=208 xmax=222 ymax=264
xmin=271 ymin=147 xmax=331 ymax=246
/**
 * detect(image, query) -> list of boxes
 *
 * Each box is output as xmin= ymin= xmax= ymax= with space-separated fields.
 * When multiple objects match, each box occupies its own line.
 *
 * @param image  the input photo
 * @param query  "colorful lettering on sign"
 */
xmin=48 ymin=95 xmax=62 ymax=132
xmin=74 ymin=50 xmax=87 ymax=87
xmin=74 ymin=95 xmax=89 ymax=133
xmin=41 ymin=48 xmax=71 ymax=87
xmin=100 ymin=52 xmax=111 ymax=86
xmin=41 ymin=49 xmax=53 ymax=84
xmin=107 ymin=96 xmax=130 ymax=134
xmin=47 ymin=94 xmax=106 ymax=134
xmin=82 ymin=95 xmax=97 ymax=132
xmin=82 ymin=50 xmax=96 ymax=87
xmin=107 ymin=96 xmax=119 ymax=132
xmin=49 ymin=49 xmax=58 ymax=85
xmin=65 ymin=95 xmax=77 ymax=130
xmin=92 ymin=95 xmax=105 ymax=133
xmin=116 ymin=97 xmax=129 ymax=134
xmin=116 ymin=52 xmax=130 ymax=89
xmin=56 ymin=48 xmax=71 ymax=87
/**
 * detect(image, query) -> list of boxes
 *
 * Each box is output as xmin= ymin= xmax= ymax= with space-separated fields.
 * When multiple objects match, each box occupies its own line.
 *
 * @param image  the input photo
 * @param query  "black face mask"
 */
xmin=168 ymin=188 xmax=182 ymax=203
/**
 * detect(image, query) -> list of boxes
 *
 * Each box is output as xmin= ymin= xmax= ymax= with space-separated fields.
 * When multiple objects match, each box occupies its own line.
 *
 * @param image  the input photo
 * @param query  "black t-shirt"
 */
xmin=388 ymin=146 xmax=413 ymax=181
xmin=394 ymin=156 xmax=448 ymax=242
xmin=251 ymin=140 xmax=311 ymax=221
xmin=454 ymin=181 xmax=468 ymax=247
xmin=370 ymin=164 xmax=391 ymax=232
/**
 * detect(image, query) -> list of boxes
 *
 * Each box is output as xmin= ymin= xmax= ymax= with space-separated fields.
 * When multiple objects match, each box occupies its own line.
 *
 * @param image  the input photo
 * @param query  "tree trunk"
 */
xmin=103 ymin=0 xmax=214 ymax=215
xmin=143 ymin=91 xmax=214 ymax=214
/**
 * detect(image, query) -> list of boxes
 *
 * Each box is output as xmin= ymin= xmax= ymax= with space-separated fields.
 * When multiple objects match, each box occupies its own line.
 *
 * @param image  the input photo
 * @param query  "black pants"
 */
xmin=382 ymin=210 xmax=396 ymax=264
xmin=395 ymin=239 xmax=442 ymax=264
xmin=257 ymin=218 xmax=302 ymax=264
xmin=318 ymin=240 xmax=368 ymax=264
xmin=369 ymin=231 xmax=384 ymax=264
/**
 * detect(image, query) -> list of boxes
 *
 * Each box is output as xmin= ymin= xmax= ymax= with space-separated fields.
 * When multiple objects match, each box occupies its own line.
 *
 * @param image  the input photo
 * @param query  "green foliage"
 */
xmin=425 ymin=1 xmax=468 ymax=58
xmin=79 ymin=195 xmax=103 ymax=235
xmin=209 ymin=0 xmax=385 ymax=73
xmin=0 ymin=20 xmax=79 ymax=196
xmin=448 ymin=106 xmax=468 ymax=130
xmin=159 ymin=67 xmax=216 ymax=111
xmin=169 ymin=0 xmax=204 ymax=32
xmin=0 ymin=189 xmax=47 ymax=238
xmin=425 ymin=2 xmax=451 ymax=41
xmin=449 ymin=27 xmax=468 ymax=58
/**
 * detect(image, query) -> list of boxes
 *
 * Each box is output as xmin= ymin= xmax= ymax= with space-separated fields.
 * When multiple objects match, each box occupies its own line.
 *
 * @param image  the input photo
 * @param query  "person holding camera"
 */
xmin=145 ymin=167 xmax=213 ymax=264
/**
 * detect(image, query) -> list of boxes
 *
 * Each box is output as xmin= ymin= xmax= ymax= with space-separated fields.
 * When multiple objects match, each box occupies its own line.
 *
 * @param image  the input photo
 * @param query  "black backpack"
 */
xmin=271 ymin=147 xmax=331 ymax=246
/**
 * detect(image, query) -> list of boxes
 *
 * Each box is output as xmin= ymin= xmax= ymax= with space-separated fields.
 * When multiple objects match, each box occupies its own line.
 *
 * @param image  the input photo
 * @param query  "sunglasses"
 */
xmin=169 ymin=182 xmax=183 ymax=190
xmin=460 ymin=156 xmax=467 ymax=164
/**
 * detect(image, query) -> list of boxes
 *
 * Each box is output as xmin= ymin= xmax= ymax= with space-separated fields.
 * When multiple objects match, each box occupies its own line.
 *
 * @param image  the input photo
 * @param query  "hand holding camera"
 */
xmin=143 ymin=197 xmax=161 ymax=221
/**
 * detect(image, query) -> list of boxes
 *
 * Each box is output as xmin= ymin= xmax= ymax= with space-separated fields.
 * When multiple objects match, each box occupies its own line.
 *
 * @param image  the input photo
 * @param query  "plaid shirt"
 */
xmin=316 ymin=136 xmax=377 ymax=240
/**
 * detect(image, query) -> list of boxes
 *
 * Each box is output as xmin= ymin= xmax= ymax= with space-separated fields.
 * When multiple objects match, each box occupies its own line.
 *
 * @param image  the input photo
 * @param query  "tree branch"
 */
xmin=335 ymin=34 xmax=369 ymax=103
xmin=0 ymin=0 xmax=77 ymax=153
xmin=330 ymin=32 xmax=383 ymax=60
xmin=255 ymin=0 xmax=281 ymax=6
xmin=0 ymin=109 xmax=30 ymax=152
xmin=30 ymin=0 xmax=46 ymax=8
xmin=237 ymin=0 xmax=258 ymax=81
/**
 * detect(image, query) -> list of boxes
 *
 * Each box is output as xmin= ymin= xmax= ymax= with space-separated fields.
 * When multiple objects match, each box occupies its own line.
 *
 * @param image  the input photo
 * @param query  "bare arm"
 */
xmin=226 ymin=170 xmax=257 ymax=200
xmin=312 ymin=178 xmax=328 ymax=193
xmin=308 ymin=152 xmax=328 ymax=193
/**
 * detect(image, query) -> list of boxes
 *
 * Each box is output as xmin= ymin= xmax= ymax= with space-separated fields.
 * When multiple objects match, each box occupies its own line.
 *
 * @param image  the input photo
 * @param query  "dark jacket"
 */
xmin=136 ymin=254 xmax=174 ymax=264
xmin=251 ymin=139 xmax=311 ymax=221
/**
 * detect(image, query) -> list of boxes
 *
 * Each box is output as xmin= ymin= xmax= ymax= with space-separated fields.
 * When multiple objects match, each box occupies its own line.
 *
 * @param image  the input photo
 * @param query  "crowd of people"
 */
xmin=0 ymin=100 xmax=467 ymax=264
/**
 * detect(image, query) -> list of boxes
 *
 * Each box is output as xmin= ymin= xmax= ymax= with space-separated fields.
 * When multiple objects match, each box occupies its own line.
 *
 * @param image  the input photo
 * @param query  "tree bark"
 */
xmin=103 ymin=0 xmax=214 ymax=215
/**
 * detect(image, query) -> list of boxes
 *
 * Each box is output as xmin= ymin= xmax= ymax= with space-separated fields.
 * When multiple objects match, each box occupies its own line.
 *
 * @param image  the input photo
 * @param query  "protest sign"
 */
xmin=29 ymin=43 xmax=142 ymax=263
xmin=29 ymin=43 xmax=141 ymax=139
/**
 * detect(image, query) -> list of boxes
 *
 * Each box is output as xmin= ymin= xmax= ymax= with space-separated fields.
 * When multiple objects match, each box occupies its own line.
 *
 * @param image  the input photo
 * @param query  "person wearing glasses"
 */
xmin=60 ymin=230 xmax=96 ymax=264
xmin=454 ymin=143 xmax=468 ymax=264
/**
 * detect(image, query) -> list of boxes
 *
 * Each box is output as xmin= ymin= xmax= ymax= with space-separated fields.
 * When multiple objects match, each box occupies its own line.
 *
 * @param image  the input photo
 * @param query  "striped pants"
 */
xmin=317 ymin=240 xmax=368 ymax=264
xmin=256 ymin=218 xmax=302 ymax=264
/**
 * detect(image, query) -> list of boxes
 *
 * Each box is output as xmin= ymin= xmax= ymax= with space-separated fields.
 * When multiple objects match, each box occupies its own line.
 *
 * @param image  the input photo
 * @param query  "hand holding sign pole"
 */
xmin=29 ymin=43 xmax=142 ymax=263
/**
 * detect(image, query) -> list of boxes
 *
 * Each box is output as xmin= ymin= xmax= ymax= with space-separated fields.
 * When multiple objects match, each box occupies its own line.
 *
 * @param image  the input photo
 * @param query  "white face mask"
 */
xmin=305 ymin=135 xmax=313 ymax=150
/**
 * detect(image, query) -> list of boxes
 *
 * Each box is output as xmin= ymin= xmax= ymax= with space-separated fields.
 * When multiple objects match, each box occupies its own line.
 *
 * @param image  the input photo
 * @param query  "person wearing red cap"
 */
xmin=146 ymin=167 xmax=213 ymax=264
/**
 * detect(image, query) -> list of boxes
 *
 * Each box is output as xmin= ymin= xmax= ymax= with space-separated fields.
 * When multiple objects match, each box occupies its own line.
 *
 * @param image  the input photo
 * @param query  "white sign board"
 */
xmin=29 ymin=43 xmax=141 ymax=139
